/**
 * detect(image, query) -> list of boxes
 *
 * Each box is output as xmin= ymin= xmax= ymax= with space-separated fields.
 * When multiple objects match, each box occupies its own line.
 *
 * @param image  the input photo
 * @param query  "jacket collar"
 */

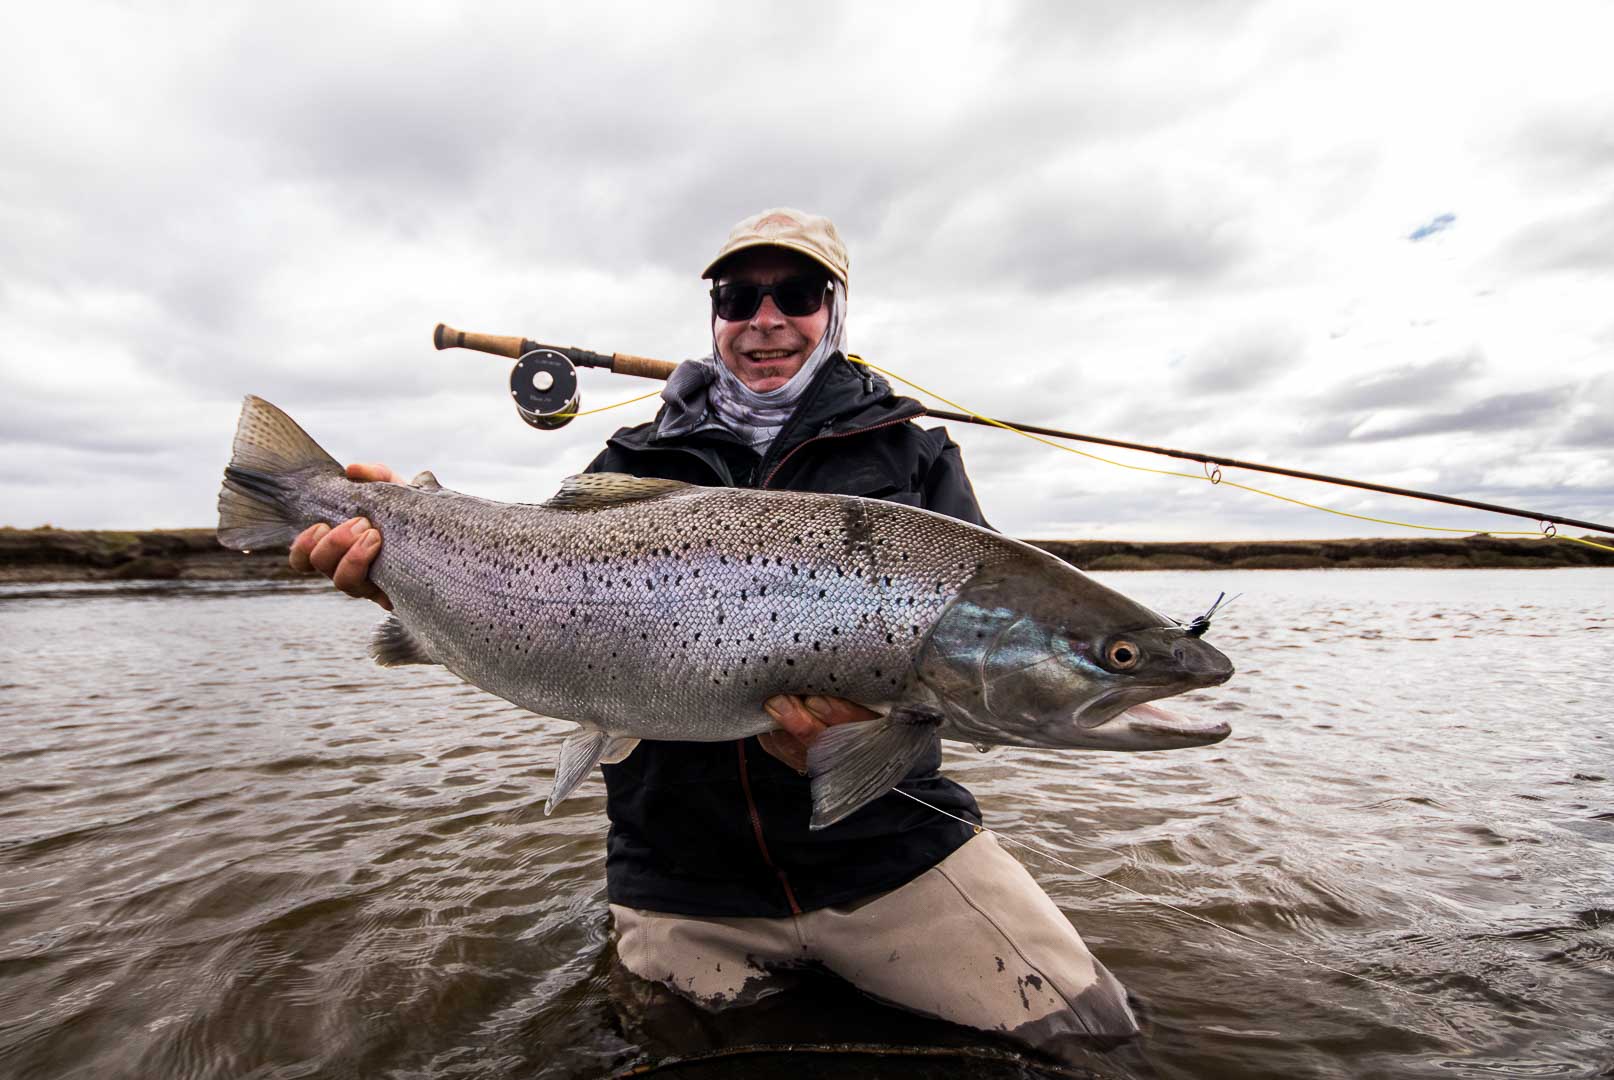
xmin=609 ymin=353 xmax=925 ymax=458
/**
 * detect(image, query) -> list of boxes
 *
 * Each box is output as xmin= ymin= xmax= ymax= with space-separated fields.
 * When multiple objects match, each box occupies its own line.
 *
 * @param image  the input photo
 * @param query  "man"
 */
xmin=291 ymin=208 xmax=1139 ymax=1061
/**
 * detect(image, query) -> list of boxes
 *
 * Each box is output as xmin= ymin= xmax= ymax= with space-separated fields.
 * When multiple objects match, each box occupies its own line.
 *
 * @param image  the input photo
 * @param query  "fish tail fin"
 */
xmin=217 ymin=395 xmax=343 ymax=550
xmin=805 ymin=704 xmax=943 ymax=830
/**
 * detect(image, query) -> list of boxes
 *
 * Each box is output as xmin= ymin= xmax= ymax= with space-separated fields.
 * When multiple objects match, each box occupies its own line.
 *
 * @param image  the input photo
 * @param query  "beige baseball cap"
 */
xmin=701 ymin=207 xmax=849 ymax=286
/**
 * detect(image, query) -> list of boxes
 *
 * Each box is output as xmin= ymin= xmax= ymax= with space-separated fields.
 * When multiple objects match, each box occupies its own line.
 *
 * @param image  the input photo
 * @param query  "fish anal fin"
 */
xmin=546 ymin=729 xmax=612 ymax=814
xmin=806 ymin=704 xmax=943 ymax=831
xmin=369 ymin=615 xmax=439 ymax=667
xmin=542 ymin=473 xmax=691 ymax=510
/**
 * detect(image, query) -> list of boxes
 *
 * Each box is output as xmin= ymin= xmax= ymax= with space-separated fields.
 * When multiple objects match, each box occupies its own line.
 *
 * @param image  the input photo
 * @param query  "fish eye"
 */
xmin=1105 ymin=639 xmax=1141 ymax=670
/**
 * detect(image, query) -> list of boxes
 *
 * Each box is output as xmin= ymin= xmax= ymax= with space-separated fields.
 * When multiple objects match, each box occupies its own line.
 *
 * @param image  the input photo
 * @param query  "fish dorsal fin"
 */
xmin=542 ymin=473 xmax=691 ymax=510
xmin=409 ymin=470 xmax=444 ymax=492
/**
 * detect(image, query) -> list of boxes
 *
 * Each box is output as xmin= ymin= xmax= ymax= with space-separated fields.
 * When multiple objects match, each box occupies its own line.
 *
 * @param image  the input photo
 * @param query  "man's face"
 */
xmin=712 ymin=247 xmax=832 ymax=393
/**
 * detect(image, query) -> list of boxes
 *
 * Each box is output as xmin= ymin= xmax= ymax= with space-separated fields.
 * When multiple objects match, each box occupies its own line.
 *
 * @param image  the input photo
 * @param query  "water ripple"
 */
xmin=1 ymin=570 xmax=1612 ymax=1078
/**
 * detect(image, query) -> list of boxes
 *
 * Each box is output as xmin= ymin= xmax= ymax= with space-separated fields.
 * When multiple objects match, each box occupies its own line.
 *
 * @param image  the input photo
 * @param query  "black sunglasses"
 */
xmin=710 ymin=277 xmax=830 ymax=321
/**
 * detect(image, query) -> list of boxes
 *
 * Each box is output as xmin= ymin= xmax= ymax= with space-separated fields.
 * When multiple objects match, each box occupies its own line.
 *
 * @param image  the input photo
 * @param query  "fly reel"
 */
xmin=510 ymin=349 xmax=580 ymax=430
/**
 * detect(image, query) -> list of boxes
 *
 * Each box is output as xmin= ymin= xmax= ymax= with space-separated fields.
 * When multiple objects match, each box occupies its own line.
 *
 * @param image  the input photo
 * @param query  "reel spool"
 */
xmin=509 ymin=349 xmax=580 ymax=430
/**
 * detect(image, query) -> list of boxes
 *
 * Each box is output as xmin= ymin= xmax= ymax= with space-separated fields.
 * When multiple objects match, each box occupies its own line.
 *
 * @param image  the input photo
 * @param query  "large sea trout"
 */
xmin=219 ymin=396 xmax=1234 ymax=828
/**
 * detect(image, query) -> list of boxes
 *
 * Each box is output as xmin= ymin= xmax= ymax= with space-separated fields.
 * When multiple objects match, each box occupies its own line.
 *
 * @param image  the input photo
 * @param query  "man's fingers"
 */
xmin=308 ymin=517 xmax=368 ymax=576
xmin=347 ymin=462 xmax=400 ymax=484
xmin=756 ymin=730 xmax=809 ymax=774
xmin=331 ymin=528 xmax=382 ymax=597
xmin=803 ymin=695 xmax=881 ymax=727
xmin=764 ymin=695 xmax=823 ymax=741
xmin=288 ymin=523 xmax=330 ymax=572
xmin=760 ymin=695 xmax=877 ymax=770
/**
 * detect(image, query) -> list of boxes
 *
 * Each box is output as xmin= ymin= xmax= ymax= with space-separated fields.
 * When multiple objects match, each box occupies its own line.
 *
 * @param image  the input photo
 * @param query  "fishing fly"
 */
xmin=1184 ymin=591 xmax=1239 ymax=638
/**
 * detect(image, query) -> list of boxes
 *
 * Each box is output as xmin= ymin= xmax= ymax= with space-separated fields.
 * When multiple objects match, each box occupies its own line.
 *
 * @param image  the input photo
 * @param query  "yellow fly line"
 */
xmin=549 ymin=388 xmax=665 ymax=419
xmin=546 ymin=355 xmax=1614 ymax=556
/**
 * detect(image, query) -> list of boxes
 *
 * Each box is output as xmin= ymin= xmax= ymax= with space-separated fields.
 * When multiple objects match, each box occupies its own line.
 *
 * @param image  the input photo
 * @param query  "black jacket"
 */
xmin=586 ymin=354 xmax=985 ymax=917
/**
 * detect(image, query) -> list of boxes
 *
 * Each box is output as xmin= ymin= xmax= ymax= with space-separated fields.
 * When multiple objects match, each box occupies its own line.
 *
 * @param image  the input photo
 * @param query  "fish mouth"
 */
xmin=1117 ymin=701 xmax=1231 ymax=744
xmin=1065 ymin=694 xmax=1232 ymax=750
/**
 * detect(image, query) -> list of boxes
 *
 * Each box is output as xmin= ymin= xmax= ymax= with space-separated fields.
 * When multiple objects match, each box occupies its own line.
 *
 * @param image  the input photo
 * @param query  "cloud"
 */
xmin=1003 ymin=0 xmax=1264 ymax=53
xmin=1348 ymin=388 xmax=1573 ymax=442
xmin=1559 ymin=375 xmax=1614 ymax=448
xmin=1330 ymin=351 xmax=1485 ymax=410
xmin=1178 ymin=324 xmax=1304 ymax=395
xmin=1510 ymin=109 xmax=1614 ymax=178
xmin=2 ymin=1 xmax=1611 ymax=540
xmin=1501 ymin=195 xmax=1614 ymax=271
xmin=1407 ymin=213 xmax=1456 ymax=241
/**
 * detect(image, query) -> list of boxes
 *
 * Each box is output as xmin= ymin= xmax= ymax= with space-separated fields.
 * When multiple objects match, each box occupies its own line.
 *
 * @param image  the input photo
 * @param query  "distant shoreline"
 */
xmin=2 ymin=527 xmax=1609 ymax=584
xmin=1028 ymin=535 xmax=1612 ymax=571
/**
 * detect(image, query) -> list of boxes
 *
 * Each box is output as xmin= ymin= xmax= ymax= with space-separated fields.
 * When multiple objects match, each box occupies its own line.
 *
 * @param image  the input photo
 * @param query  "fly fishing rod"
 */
xmin=433 ymin=322 xmax=1614 ymax=537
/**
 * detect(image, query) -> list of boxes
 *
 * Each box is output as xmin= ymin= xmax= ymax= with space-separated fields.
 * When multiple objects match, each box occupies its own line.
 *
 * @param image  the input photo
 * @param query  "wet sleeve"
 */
xmin=921 ymin=434 xmax=994 ymax=531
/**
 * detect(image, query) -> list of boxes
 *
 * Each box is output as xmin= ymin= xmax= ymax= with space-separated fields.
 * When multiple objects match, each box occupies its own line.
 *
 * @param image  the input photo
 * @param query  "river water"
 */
xmin=1 ymin=569 xmax=1611 ymax=1079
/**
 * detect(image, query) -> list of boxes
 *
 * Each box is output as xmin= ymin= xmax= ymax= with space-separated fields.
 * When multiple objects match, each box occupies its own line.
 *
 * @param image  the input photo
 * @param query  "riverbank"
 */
xmin=0 ymin=528 xmax=306 ymax=584
xmin=1030 ymin=534 xmax=1614 ymax=571
xmin=3 ymin=527 xmax=1609 ymax=583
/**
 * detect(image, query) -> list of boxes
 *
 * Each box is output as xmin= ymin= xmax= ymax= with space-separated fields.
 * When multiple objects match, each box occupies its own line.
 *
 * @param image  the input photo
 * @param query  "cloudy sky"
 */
xmin=4 ymin=1 xmax=1610 ymax=541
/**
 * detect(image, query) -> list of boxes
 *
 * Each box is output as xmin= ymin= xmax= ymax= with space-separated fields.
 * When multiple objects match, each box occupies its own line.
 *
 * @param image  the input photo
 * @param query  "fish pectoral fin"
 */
xmin=546 ymin=729 xmax=612 ymax=815
xmin=541 ymin=473 xmax=692 ymax=510
xmin=598 ymin=736 xmax=641 ymax=765
xmin=806 ymin=704 xmax=943 ymax=831
xmin=369 ymin=615 xmax=439 ymax=667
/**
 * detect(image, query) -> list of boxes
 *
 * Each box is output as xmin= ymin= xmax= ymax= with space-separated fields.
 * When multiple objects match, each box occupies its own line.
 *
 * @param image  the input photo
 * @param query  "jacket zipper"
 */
xmin=760 ymin=410 xmax=923 ymax=490
xmin=736 ymin=740 xmax=802 ymax=915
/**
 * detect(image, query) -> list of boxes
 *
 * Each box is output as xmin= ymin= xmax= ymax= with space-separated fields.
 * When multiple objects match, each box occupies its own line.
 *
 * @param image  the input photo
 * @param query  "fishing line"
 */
xmin=843 ymin=356 xmax=1614 ymax=557
xmin=891 ymin=788 xmax=1445 ymax=1003
xmin=550 ymin=387 xmax=665 ymax=419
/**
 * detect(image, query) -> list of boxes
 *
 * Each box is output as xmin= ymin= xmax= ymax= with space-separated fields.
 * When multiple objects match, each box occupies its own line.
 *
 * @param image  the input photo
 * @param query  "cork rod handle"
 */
xmin=433 ymin=323 xmax=534 ymax=359
xmin=610 ymin=352 xmax=678 ymax=381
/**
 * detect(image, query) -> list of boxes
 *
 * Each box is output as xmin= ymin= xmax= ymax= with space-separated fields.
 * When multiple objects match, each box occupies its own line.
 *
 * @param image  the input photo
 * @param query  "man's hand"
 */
xmin=758 ymin=694 xmax=881 ymax=773
xmin=288 ymin=463 xmax=400 ymax=610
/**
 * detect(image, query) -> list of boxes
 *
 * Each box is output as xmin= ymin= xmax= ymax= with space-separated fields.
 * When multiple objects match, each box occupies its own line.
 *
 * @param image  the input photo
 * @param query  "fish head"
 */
xmin=916 ymin=553 xmax=1234 ymax=752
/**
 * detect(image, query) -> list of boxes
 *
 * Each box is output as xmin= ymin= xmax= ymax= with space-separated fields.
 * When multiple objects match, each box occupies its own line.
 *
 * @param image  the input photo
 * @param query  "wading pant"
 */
xmin=611 ymin=832 xmax=1139 ymax=1058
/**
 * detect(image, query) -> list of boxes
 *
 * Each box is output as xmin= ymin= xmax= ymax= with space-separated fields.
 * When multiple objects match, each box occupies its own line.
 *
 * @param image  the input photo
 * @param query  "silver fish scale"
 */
xmin=307 ymin=477 xmax=1014 ymax=741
